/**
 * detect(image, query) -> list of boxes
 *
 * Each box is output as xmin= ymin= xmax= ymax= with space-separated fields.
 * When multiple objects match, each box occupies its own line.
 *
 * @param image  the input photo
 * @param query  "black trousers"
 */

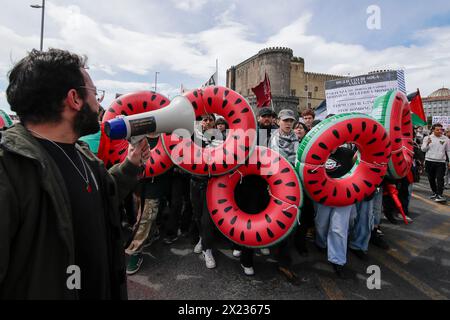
xmin=190 ymin=179 xmax=216 ymax=250
xmin=425 ymin=161 xmax=446 ymax=196
xmin=294 ymin=195 xmax=315 ymax=250
xmin=165 ymin=172 xmax=193 ymax=237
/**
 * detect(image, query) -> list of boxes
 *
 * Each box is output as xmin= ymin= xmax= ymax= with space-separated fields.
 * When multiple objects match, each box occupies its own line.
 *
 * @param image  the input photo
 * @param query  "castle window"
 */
xmin=291 ymin=89 xmax=296 ymax=96
xmin=308 ymin=92 xmax=312 ymax=98
xmin=315 ymin=86 xmax=318 ymax=92
xmin=304 ymin=85 xmax=308 ymax=91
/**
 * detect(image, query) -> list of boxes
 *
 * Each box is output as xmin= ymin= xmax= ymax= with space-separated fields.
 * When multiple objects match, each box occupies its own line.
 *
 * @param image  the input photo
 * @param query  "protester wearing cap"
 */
xmin=257 ymin=107 xmax=277 ymax=147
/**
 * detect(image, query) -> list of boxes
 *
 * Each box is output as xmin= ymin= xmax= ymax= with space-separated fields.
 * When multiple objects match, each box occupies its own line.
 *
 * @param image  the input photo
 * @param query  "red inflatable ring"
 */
xmin=162 ymin=86 xmax=257 ymax=176
xmin=207 ymin=146 xmax=302 ymax=248
xmin=100 ymin=91 xmax=174 ymax=177
xmin=371 ymin=90 xmax=413 ymax=179
xmin=296 ymin=113 xmax=391 ymax=207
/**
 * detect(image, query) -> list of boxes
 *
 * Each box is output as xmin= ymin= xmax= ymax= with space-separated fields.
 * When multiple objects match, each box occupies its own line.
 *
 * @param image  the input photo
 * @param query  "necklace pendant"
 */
xmin=86 ymin=184 xmax=92 ymax=193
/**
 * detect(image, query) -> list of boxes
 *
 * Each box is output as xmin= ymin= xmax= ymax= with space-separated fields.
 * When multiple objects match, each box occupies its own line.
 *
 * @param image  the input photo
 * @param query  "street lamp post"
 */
xmin=154 ymin=72 xmax=160 ymax=92
xmin=30 ymin=0 xmax=45 ymax=51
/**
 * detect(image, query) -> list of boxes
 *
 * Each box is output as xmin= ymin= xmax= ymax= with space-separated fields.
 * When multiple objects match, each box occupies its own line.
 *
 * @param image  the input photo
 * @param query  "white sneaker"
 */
xmin=203 ymin=249 xmax=216 ymax=269
xmin=435 ymin=195 xmax=447 ymax=203
xmin=232 ymin=250 xmax=242 ymax=258
xmin=194 ymin=238 xmax=203 ymax=254
xmin=260 ymin=248 xmax=270 ymax=256
xmin=241 ymin=264 xmax=255 ymax=276
xmin=405 ymin=216 xmax=413 ymax=223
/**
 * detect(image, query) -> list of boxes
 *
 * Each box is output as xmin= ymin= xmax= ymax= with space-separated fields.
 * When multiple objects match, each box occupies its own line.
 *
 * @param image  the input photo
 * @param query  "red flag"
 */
xmin=251 ymin=73 xmax=272 ymax=108
xmin=407 ymin=89 xmax=426 ymax=126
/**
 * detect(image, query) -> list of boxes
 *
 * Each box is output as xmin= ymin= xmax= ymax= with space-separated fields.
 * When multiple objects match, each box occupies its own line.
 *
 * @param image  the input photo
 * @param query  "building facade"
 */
xmin=226 ymin=47 xmax=345 ymax=117
xmin=423 ymin=88 xmax=450 ymax=118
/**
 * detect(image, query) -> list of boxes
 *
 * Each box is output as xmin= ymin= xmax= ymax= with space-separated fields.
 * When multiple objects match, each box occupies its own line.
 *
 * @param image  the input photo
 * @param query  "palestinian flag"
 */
xmin=0 ymin=109 xmax=13 ymax=129
xmin=407 ymin=89 xmax=427 ymax=126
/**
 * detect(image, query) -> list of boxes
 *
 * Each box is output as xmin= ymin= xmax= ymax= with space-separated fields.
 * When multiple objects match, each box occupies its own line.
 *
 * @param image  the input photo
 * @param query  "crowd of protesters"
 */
xmin=1 ymin=48 xmax=449 ymax=300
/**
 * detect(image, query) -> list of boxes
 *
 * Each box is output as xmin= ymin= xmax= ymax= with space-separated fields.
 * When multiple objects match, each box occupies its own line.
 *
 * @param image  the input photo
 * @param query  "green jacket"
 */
xmin=0 ymin=124 xmax=141 ymax=300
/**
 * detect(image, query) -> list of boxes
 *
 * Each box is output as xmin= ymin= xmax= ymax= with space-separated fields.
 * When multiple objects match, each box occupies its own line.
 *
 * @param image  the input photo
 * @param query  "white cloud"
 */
xmin=172 ymin=0 xmax=208 ymax=11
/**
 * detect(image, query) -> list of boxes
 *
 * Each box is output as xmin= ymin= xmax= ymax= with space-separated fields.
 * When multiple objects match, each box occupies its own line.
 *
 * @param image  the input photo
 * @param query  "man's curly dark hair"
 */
xmin=6 ymin=48 xmax=88 ymax=124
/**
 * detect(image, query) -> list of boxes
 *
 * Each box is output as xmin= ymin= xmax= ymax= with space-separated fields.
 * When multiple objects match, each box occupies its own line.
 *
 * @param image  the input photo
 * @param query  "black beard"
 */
xmin=74 ymin=102 xmax=100 ymax=137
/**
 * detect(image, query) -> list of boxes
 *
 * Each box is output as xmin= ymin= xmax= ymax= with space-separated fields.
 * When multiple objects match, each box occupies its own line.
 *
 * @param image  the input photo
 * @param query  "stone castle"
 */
xmin=226 ymin=47 xmax=345 ymax=116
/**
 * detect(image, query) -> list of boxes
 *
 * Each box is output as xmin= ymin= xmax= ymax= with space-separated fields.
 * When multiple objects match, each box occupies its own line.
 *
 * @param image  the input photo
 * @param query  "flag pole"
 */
xmin=216 ymin=58 xmax=219 ymax=85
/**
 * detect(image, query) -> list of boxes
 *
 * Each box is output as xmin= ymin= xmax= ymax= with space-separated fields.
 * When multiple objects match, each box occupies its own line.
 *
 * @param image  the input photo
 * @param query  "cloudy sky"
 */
xmin=1 ymin=0 xmax=450 ymax=113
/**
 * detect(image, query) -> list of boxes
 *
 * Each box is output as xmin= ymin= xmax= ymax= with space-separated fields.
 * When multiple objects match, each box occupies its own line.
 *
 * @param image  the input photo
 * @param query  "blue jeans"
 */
xmin=373 ymin=188 xmax=383 ymax=226
xmin=315 ymin=203 xmax=355 ymax=266
xmin=349 ymin=199 xmax=375 ymax=252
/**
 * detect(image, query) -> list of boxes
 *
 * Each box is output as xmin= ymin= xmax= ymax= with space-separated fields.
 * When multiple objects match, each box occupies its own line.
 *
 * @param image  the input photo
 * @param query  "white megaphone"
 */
xmin=104 ymin=95 xmax=195 ymax=142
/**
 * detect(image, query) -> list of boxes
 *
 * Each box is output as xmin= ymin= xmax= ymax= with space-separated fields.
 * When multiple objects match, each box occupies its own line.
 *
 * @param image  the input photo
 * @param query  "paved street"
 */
xmin=127 ymin=179 xmax=450 ymax=300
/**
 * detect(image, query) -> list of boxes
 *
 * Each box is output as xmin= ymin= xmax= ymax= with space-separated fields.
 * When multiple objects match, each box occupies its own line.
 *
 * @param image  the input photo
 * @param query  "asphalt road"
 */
xmin=127 ymin=179 xmax=450 ymax=300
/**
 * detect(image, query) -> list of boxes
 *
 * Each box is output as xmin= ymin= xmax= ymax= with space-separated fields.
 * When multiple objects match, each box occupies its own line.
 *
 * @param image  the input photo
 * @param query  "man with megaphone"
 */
xmin=0 ymin=49 xmax=150 ymax=300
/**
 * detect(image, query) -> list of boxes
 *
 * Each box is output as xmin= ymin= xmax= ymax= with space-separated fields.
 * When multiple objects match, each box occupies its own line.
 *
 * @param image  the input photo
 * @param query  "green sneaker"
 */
xmin=126 ymin=253 xmax=143 ymax=275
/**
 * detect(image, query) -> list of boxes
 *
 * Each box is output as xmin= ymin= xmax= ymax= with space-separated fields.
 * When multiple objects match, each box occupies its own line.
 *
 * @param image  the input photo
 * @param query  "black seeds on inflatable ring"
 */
xmin=116 ymin=100 xmax=123 ymax=106
xmin=108 ymin=107 xmax=116 ymax=114
xmin=223 ymin=148 xmax=228 ymax=155
xmin=354 ymin=134 xmax=360 ymax=141
xmin=233 ymin=135 xmax=239 ymax=140
xmin=230 ymin=228 xmax=235 ymax=236
xmin=404 ymin=132 xmax=411 ymax=137
xmin=367 ymin=138 xmax=377 ymax=145
xmin=224 ymin=90 xmax=230 ymax=97
xmin=223 ymin=163 xmax=228 ymax=169
xmin=235 ymin=98 xmax=242 ymax=105
xmin=218 ymin=183 xmax=227 ymax=188
xmin=372 ymin=124 xmax=378 ymax=134
xmin=394 ymin=126 xmax=401 ymax=131
xmin=396 ymin=153 xmax=402 ymax=157
xmin=247 ymin=220 xmax=252 ymax=230
xmin=121 ymin=111 xmax=128 ymax=116
xmin=373 ymin=152 xmax=385 ymax=157
xmin=282 ymin=210 xmax=293 ymax=218
xmin=362 ymin=121 xmax=367 ymax=131
xmin=240 ymin=232 xmax=245 ymax=241
xmin=265 ymin=214 xmax=272 ymax=223
xmin=150 ymin=157 xmax=155 ymax=165
xmin=353 ymin=183 xmax=360 ymax=193
xmin=308 ymin=180 xmax=318 ymax=185
xmin=193 ymin=91 xmax=198 ymax=98
xmin=404 ymin=120 xmax=411 ymax=126
xmin=207 ymin=98 xmax=213 ymax=106
xmin=395 ymin=138 xmax=402 ymax=143
xmin=281 ymin=167 xmax=290 ymax=173
xmin=363 ymin=180 xmax=373 ymax=187
xmin=319 ymin=143 xmax=328 ymax=150
xmin=398 ymin=160 xmax=404 ymax=166
xmin=118 ymin=149 xmax=127 ymax=155
xmin=155 ymin=149 xmax=161 ymax=155
xmin=212 ymin=209 xmax=218 ymax=215
xmin=312 ymin=154 xmax=321 ymax=161
xmin=241 ymin=108 xmax=249 ymax=113
xmin=192 ymin=164 xmax=197 ymax=170
xmin=346 ymin=188 xmax=352 ymax=198
xmin=224 ymin=206 xmax=233 ymax=213
xmin=149 ymin=168 xmax=154 ymax=174
xmin=203 ymin=164 xmax=208 ymax=172
xmin=233 ymin=153 xmax=238 ymax=161
xmin=214 ymin=88 xmax=219 ymax=95
xmin=407 ymin=141 xmax=413 ymax=145
xmin=169 ymin=144 xmax=176 ymax=151
xmin=267 ymin=228 xmax=274 ymax=238
xmin=333 ymin=130 xmax=340 ymax=139
xmin=321 ymin=179 xmax=327 ymax=187
xmin=386 ymin=142 xmax=392 ymax=148
xmin=161 ymin=162 xmax=167 ymax=169
xmin=319 ymin=196 xmax=328 ymax=204
xmin=257 ymin=161 xmax=262 ymax=170
xmin=212 ymin=163 xmax=217 ymax=171
xmin=274 ymin=179 xmax=282 ymax=185
xmin=222 ymin=100 xmax=228 ymax=108
xmin=151 ymin=95 xmax=157 ymax=101
xmin=218 ymin=219 xmax=224 ymax=226
xmin=313 ymin=190 xmax=322 ymax=195
xmin=127 ymin=103 xmax=133 ymax=111
xmin=287 ymin=196 xmax=297 ymax=202
xmin=277 ymin=220 xmax=286 ymax=230
xmin=286 ymin=182 xmax=296 ymax=187
xmin=143 ymin=101 xmax=148 ymax=109
xmin=192 ymin=101 xmax=198 ymax=110
xmin=370 ymin=168 xmax=382 ymax=173
xmin=403 ymin=110 xmax=409 ymax=117
xmin=382 ymin=133 xmax=387 ymax=141
xmin=228 ymin=110 xmax=235 ymax=117
xmin=274 ymin=199 xmax=282 ymax=205
xmin=230 ymin=216 xmax=237 ymax=225
xmin=256 ymin=232 xmax=262 ymax=242
xmin=160 ymin=100 xmax=167 ymax=106
xmin=233 ymin=119 xmax=242 ymax=124
xmin=109 ymin=149 xmax=115 ymax=154
xmin=333 ymin=187 xmax=338 ymax=197
xmin=347 ymin=124 xmax=353 ymax=133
